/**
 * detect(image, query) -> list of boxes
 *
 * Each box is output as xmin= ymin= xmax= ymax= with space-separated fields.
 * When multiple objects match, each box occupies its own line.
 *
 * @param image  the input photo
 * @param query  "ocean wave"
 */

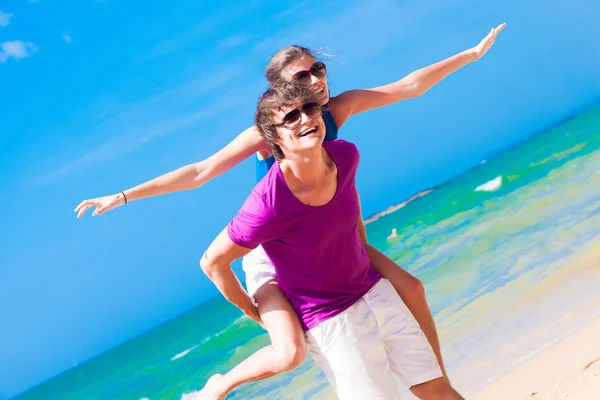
xmin=170 ymin=344 xmax=200 ymax=361
xmin=180 ymin=391 xmax=200 ymax=400
xmin=475 ymin=176 xmax=503 ymax=192
xmin=185 ymin=314 xmax=259 ymax=359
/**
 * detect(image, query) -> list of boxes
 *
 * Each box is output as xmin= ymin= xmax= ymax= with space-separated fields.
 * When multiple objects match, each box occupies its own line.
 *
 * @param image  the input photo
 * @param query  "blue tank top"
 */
xmin=255 ymin=109 xmax=339 ymax=182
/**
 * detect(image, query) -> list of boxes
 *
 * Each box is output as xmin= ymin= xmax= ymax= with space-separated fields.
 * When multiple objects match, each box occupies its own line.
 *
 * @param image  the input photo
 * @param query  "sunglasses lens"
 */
xmin=303 ymin=102 xmax=322 ymax=118
xmin=292 ymin=71 xmax=311 ymax=81
xmin=283 ymin=109 xmax=302 ymax=127
xmin=311 ymin=62 xmax=327 ymax=78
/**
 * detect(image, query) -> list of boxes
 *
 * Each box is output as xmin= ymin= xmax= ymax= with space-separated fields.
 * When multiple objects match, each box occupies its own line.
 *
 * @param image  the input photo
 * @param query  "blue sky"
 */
xmin=1 ymin=0 xmax=599 ymax=397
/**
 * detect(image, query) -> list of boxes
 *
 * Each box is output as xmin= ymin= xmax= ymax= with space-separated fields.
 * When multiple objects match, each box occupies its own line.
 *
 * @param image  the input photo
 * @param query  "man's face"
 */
xmin=273 ymin=100 xmax=326 ymax=156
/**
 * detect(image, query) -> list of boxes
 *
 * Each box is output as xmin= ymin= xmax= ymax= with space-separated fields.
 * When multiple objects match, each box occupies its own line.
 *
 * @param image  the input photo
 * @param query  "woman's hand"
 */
xmin=74 ymin=193 xmax=126 ymax=218
xmin=472 ymin=23 xmax=506 ymax=61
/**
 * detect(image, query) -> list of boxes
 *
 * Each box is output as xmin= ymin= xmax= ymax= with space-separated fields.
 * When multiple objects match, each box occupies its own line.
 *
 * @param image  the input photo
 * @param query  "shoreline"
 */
xmin=469 ymin=316 xmax=600 ymax=399
xmin=364 ymin=188 xmax=434 ymax=224
xmin=364 ymin=99 xmax=600 ymax=227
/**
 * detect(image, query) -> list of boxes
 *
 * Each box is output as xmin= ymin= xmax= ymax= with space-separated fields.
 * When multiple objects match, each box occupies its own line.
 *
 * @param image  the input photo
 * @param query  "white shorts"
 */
xmin=305 ymin=278 xmax=442 ymax=400
xmin=242 ymin=245 xmax=277 ymax=302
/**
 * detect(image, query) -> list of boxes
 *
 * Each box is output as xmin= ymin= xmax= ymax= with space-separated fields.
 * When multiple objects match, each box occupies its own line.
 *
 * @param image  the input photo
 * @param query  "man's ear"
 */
xmin=273 ymin=129 xmax=284 ymax=147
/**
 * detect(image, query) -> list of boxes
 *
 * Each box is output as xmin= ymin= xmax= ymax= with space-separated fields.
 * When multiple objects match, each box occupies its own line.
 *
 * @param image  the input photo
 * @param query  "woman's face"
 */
xmin=281 ymin=57 xmax=330 ymax=105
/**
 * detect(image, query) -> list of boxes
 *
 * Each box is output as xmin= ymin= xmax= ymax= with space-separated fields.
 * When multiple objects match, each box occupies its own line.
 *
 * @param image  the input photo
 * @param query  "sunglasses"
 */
xmin=292 ymin=61 xmax=327 ymax=82
xmin=273 ymin=102 xmax=323 ymax=130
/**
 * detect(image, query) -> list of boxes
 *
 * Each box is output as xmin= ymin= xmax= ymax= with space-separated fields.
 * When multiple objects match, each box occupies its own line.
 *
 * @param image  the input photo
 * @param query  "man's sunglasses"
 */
xmin=273 ymin=102 xmax=323 ymax=130
xmin=292 ymin=61 xmax=327 ymax=82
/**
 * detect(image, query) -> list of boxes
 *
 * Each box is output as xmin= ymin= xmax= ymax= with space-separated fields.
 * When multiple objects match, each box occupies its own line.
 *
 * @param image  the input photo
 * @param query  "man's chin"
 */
xmin=304 ymin=135 xmax=325 ymax=149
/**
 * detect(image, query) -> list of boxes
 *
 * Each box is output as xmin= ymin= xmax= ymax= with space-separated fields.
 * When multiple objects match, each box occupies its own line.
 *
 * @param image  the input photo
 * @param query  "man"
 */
xmin=200 ymin=85 xmax=463 ymax=399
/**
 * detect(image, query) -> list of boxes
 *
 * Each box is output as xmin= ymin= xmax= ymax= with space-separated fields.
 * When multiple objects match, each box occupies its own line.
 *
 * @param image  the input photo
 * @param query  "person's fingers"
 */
xmin=74 ymin=199 xmax=91 ymax=212
xmin=92 ymin=206 xmax=108 ymax=217
xmin=77 ymin=204 xmax=93 ymax=218
xmin=489 ymin=24 xmax=505 ymax=42
xmin=76 ymin=198 xmax=102 ymax=211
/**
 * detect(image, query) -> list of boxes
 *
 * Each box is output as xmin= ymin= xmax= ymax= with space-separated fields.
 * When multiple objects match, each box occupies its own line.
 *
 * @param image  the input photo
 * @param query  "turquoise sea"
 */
xmin=13 ymin=104 xmax=600 ymax=399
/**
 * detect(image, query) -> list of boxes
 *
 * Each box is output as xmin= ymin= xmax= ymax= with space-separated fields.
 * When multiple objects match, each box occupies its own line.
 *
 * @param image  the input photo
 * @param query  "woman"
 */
xmin=75 ymin=24 xmax=504 ymax=399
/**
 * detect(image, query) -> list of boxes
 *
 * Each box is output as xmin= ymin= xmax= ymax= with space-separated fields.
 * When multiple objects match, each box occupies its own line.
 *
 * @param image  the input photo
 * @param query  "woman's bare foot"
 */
xmin=196 ymin=374 xmax=226 ymax=400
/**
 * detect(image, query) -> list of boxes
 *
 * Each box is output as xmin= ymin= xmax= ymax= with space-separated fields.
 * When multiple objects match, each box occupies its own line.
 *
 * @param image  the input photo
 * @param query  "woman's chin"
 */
xmin=319 ymin=92 xmax=330 ymax=105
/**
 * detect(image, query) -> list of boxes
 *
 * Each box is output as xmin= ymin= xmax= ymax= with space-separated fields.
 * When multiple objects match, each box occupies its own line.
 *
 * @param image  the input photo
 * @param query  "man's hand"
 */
xmin=243 ymin=303 xmax=263 ymax=326
xmin=472 ymin=23 xmax=506 ymax=61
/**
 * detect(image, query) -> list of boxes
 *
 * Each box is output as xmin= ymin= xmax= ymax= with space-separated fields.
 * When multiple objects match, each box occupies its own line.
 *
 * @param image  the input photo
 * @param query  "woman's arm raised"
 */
xmin=74 ymin=125 xmax=268 ymax=218
xmin=331 ymin=23 xmax=505 ymax=127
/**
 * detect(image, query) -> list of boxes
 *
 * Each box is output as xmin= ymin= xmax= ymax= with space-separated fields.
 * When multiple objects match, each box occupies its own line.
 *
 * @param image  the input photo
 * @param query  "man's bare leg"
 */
xmin=410 ymin=377 xmax=464 ymax=400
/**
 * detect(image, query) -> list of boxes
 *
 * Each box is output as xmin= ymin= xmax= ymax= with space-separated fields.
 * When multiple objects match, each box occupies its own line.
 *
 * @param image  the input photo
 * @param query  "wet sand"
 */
xmin=470 ymin=316 xmax=600 ymax=399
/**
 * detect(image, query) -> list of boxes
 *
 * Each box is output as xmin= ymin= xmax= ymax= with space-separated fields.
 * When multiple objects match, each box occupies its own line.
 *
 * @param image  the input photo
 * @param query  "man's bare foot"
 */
xmin=196 ymin=374 xmax=226 ymax=400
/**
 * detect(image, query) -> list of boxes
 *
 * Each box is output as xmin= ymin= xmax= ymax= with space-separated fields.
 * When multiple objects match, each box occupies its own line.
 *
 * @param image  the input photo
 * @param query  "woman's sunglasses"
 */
xmin=273 ymin=102 xmax=323 ymax=130
xmin=292 ymin=61 xmax=327 ymax=82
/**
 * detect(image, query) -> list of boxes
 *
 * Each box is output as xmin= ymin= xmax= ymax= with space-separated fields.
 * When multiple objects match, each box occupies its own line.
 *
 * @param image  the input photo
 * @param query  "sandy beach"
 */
xmin=470 ymin=316 xmax=600 ymax=399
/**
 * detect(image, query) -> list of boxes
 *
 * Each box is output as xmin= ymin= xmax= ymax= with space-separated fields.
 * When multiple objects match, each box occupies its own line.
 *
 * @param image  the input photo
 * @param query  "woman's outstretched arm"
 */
xmin=74 ymin=125 xmax=268 ymax=218
xmin=331 ymin=23 xmax=505 ymax=127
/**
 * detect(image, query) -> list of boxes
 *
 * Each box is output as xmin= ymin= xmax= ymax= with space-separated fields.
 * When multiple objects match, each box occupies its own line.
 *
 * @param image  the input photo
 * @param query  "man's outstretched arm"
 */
xmin=200 ymin=228 xmax=261 ymax=324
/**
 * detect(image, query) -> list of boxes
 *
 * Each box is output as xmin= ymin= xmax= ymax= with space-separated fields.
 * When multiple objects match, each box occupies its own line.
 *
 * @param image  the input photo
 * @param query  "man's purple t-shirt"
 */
xmin=227 ymin=139 xmax=381 ymax=330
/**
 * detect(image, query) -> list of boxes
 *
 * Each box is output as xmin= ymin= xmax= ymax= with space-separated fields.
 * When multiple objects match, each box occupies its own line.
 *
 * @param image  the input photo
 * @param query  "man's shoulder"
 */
xmin=228 ymin=173 xmax=281 ymax=249
xmin=324 ymin=139 xmax=360 ymax=169
xmin=247 ymin=167 xmax=282 ymax=212
xmin=324 ymin=138 xmax=358 ymax=153
xmin=232 ymin=177 xmax=279 ymax=232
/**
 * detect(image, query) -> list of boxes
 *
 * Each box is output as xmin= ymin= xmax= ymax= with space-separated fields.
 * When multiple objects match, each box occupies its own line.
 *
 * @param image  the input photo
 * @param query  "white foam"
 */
xmin=170 ymin=344 xmax=200 ymax=361
xmin=180 ymin=390 xmax=200 ymax=400
xmin=475 ymin=176 xmax=503 ymax=192
xmin=211 ymin=315 xmax=249 ymax=340
xmin=174 ymin=316 xmax=249 ymax=361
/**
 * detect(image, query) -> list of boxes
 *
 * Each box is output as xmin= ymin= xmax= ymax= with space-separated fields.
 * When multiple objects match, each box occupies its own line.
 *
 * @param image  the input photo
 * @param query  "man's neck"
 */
xmin=280 ymin=146 xmax=330 ymax=188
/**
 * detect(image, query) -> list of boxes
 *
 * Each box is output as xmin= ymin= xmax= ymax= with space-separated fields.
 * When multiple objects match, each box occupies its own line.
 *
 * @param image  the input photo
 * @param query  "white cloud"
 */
xmin=62 ymin=33 xmax=72 ymax=44
xmin=0 ymin=41 xmax=38 ymax=63
xmin=0 ymin=10 xmax=13 ymax=27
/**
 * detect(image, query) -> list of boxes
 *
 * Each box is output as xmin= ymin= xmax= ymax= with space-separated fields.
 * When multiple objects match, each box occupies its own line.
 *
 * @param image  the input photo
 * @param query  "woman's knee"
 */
xmin=255 ymin=282 xmax=307 ymax=371
xmin=273 ymin=338 xmax=307 ymax=372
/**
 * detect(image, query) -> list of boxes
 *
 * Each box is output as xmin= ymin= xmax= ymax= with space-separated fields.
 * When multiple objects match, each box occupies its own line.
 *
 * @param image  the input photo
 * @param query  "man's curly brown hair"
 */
xmin=254 ymin=85 xmax=322 ymax=161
